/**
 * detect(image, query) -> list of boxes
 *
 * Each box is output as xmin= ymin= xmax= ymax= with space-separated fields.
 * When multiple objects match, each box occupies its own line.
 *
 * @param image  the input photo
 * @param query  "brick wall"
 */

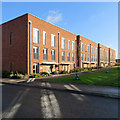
xmin=2 ymin=14 xmax=28 ymax=73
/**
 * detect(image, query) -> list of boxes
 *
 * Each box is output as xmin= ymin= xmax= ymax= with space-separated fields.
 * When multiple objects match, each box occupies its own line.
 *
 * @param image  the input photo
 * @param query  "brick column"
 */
xmin=108 ymin=48 xmax=110 ymax=66
xmin=98 ymin=43 xmax=100 ymax=67
xmin=76 ymin=35 xmax=81 ymax=68
xmin=90 ymin=44 xmax=91 ymax=67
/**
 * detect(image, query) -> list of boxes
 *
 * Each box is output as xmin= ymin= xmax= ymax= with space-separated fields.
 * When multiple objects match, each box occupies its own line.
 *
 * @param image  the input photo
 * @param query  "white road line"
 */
xmin=31 ymin=78 xmax=35 ymax=82
xmin=64 ymin=85 xmax=84 ymax=101
xmin=69 ymin=84 xmax=82 ymax=91
xmin=27 ymin=78 xmax=32 ymax=83
xmin=2 ymin=88 xmax=30 ymax=118
xmin=40 ymin=82 xmax=61 ymax=118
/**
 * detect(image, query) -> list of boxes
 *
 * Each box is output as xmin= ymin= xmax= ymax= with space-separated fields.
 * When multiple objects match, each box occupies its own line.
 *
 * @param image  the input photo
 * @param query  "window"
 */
xmin=10 ymin=32 xmax=13 ymax=45
xmin=33 ymin=28 xmax=39 ymax=43
xmin=96 ymin=56 xmax=97 ymax=62
xmin=33 ymin=63 xmax=39 ymax=74
xmin=72 ymin=53 xmax=75 ymax=61
xmin=81 ymin=53 xmax=83 ymax=61
xmin=62 ymin=37 xmax=65 ymax=49
xmin=43 ymin=48 xmax=48 ymax=60
xmin=33 ymin=47 xmax=39 ymax=59
xmin=96 ymin=48 xmax=97 ymax=55
xmin=91 ymin=55 xmax=93 ymax=61
xmin=72 ymin=64 xmax=75 ymax=69
xmin=100 ymin=49 xmax=102 ymax=55
xmin=87 ymin=45 xmax=89 ymax=52
xmin=68 ymin=40 xmax=70 ymax=50
xmin=72 ymin=41 xmax=75 ymax=51
xmin=62 ymin=51 xmax=65 ymax=61
xmin=51 ymin=49 xmax=55 ymax=61
xmin=85 ymin=44 xmax=86 ymax=52
xmin=91 ymin=46 xmax=93 ymax=53
xmin=43 ymin=31 xmax=46 ymax=45
xmin=81 ymin=43 xmax=83 ymax=51
xmin=51 ymin=34 xmax=56 ymax=47
xmin=85 ymin=54 xmax=86 ymax=61
xmin=88 ymin=54 xmax=89 ymax=61
xmin=67 ymin=52 xmax=70 ymax=61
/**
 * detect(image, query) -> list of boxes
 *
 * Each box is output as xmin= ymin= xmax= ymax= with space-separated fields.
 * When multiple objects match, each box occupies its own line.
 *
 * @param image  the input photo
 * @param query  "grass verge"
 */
xmin=45 ymin=68 xmax=120 ymax=87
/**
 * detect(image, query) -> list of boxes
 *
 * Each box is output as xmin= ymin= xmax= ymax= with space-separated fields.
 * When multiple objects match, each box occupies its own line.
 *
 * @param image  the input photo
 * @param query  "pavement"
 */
xmin=2 ymin=83 xmax=118 ymax=118
xmin=1 ymin=75 xmax=119 ymax=99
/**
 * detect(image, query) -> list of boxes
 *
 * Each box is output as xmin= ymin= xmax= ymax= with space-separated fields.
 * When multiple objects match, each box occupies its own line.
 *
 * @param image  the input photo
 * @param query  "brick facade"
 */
xmin=2 ymin=13 xmax=116 ymax=74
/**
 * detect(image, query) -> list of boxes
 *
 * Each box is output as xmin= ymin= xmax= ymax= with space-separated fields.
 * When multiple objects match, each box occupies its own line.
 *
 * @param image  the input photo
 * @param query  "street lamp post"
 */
xmin=75 ymin=66 xmax=80 ymax=80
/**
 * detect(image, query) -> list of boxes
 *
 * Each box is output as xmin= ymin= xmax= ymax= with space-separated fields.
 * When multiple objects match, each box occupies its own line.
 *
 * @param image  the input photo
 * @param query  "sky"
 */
xmin=2 ymin=2 xmax=118 ymax=58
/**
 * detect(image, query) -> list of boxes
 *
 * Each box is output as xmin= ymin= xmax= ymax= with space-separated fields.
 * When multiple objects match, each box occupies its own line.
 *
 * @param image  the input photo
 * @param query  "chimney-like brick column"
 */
xmin=98 ymin=43 xmax=100 ymax=67
xmin=77 ymin=35 xmax=81 ymax=68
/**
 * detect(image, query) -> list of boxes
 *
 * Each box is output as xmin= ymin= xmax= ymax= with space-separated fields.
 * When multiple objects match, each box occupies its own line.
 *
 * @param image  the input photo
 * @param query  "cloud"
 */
xmin=46 ymin=10 xmax=62 ymax=24
xmin=107 ymin=44 xmax=112 ymax=48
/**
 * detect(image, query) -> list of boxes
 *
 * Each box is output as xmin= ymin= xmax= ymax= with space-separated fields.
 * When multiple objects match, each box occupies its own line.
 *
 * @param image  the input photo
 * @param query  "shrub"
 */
xmin=24 ymin=74 xmax=29 ymax=80
xmin=29 ymin=72 xmax=51 ymax=78
xmin=88 ymin=67 xmax=92 ymax=71
xmin=17 ymin=71 xmax=25 ymax=75
xmin=114 ymin=63 xmax=120 ymax=66
xmin=40 ymin=72 xmax=49 ymax=75
xmin=69 ymin=69 xmax=75 ymax=73
xmin=9 ymin=72 xmax=24 ymax=79
xmin=2 ymin=71 xmax=10 ymax=78
xmin=80 ymin=68 xmax=84 ymax=72
xmin=59 ymin=70 xmax=68 ymax=74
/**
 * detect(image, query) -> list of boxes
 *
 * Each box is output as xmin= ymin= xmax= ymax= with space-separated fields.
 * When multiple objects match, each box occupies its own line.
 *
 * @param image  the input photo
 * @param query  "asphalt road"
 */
xmin=1 ymin=83 xmax=119 ymax=119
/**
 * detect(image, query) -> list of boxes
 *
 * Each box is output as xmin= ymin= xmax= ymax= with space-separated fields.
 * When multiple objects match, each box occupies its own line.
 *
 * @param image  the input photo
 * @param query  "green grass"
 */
xmin=45 ymin=68 xmax=120 ymax=87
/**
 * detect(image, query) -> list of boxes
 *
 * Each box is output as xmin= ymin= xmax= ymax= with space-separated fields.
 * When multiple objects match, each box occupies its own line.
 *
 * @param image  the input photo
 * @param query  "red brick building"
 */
xmin=2 ymin=13 xmax=116 ymax=74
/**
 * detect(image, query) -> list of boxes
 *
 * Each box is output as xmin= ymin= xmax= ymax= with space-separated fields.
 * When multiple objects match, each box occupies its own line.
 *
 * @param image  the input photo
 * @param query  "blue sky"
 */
xmin=2 ymin=2 xmax=118 ymax=58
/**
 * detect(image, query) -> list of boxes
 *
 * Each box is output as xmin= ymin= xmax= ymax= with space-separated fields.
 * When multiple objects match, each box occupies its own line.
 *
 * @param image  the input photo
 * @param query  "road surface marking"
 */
xmin=27 ymin=78 xmax=35 ymax=83
xmin=69 ymin=84 xmax=82 ymax=91
xmin=64 ymin=85 xmax=84 ymax=101
xmin=2 ymin=88 xmax=30 ymax=118
xmin=31 ymin=78 xmax=35 ymax=82
xmin=41 ymin=82 xmax=61 ymax=118
xmin=27 ymin=78 xmax=32 ymax=83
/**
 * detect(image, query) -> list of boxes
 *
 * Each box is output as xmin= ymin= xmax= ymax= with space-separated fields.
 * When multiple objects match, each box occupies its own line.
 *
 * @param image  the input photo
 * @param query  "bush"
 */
xmin=9 ymin=72 xmax=24 ymax=79
xmin=59 ymin=70 xmax=68 ymax=74
xmin=29 ymin=72 xmax=52 ymax=78
xmin=88 ymin=67 xmax=92 ymax=71
xmin=2 ymin=71 xmax=10 ymax=78
xmin=17 ymin=71 xmax=25 ymax=75
xmin=69 ymin=69 xmax=75 ymax=73
xmin=114 ymin=63 xmax=120 ymax=66
xmin=40 ymin=72 xmax=49 ymax=75
xmin=24 ymin=74 xmax=29 ymax=80
xmin=80 ymin=68 xmax=84 ymax=72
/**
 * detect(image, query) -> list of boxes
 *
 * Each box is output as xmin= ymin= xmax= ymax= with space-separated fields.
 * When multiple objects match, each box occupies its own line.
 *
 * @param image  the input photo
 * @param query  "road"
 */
xmin=1 ymin=82 xmax=119 ymax=118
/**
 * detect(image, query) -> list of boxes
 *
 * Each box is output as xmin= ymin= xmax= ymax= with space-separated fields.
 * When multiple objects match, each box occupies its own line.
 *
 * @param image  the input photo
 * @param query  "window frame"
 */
xmin=33 ymin=46 xmax=39 ymax=60
xmin=33 ymin=28 xmax=39 ymax=43
xmin=67 ymin=52 xmax=70 ymax=61
xmin=51 ymin=49 xmax=56 ymax=61
xmin=51 ymin=34 xmax=56 ymax=47
xmin=62 ymin=37 xmax=65 ymax=49
xmin=43 ymin=48 xmax=48 ymax=60
xmin=43 ymin=31 xmax=46 ymax=45
xmin=72 ymin=41 xmax=75 ymax=51
xmin=68 ymin=40 xmax=70 ymax=50
xmin=62 ymin=51 xmax=65 ymax=61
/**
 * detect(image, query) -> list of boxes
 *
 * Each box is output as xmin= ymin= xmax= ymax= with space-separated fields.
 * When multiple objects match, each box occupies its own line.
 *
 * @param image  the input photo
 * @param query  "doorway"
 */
xmin=33 ymin=63 xmax=39 ymax=74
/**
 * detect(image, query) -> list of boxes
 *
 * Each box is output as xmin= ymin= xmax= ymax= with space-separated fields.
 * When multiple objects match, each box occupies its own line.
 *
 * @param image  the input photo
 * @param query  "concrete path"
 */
xmin=1 ymin=77 xmax=119 ymax=99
